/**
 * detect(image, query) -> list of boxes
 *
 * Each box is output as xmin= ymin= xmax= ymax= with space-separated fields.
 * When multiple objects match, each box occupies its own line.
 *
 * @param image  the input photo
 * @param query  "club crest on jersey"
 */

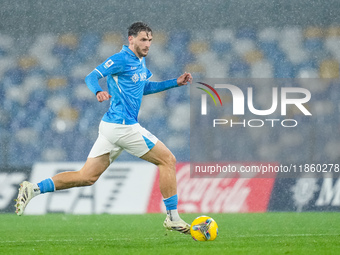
xmin=104 ymin=60 xmax=114 ymax=69
xmin=132 ymin=73 xmax=139 ymax=83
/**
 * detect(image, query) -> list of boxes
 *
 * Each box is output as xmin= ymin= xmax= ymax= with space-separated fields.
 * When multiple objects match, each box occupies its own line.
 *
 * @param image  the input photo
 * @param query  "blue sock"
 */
xmin=163 ymin=194 xmax=181 ymax=221
xmin=37 ymin=178 xmax=55 ymax=194
xmin=163 ymin=194 xmax=178 ymax=210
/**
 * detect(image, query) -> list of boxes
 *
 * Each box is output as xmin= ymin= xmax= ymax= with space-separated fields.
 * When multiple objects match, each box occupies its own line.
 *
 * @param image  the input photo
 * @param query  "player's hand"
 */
xmin=96 ymin=91 xmax=112 ymax=102
xmin=177 ymin=72 xmax=193 ymax=86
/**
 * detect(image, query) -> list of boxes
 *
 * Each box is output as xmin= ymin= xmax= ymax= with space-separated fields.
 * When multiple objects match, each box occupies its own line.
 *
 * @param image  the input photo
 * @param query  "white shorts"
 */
xmin=88 ymin=121 xmax=159 ymax=163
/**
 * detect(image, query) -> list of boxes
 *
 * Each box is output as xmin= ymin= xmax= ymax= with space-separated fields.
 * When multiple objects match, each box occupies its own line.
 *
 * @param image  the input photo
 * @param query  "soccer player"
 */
xmin=15 ymin=22 xmax=192 ymax=234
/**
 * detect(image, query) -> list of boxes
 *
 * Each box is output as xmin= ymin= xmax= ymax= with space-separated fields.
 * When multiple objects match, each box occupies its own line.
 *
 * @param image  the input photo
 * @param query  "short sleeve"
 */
xmin=146 ymin=68 xmax=153 ymax=80
xmin=94 ymin=54 xmax=125 ymax=78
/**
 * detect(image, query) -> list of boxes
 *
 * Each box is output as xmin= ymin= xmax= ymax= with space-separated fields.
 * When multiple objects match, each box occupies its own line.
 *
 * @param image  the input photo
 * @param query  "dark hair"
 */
xmin=128 ymin=22 xmax=152 ymax=37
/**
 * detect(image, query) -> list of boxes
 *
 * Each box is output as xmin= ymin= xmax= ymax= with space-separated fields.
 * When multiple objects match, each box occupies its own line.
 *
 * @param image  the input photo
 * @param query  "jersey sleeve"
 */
xmin=146 ymin=68 xmax=153 ymax=80
xmin=85 ymin=70 xmax=103 ymax=95
xmin=85 ymin=54 xmax=125 ymax=95
xmin=143 ymin=79 xmax=178 ymax=95
xmin=94 ymin=55 xmax=125 ymax=78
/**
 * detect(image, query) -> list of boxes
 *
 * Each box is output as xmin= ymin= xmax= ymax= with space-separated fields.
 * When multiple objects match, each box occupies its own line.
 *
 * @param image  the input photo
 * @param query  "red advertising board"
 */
xmin=147 ymin=163 xmax=276 ymax=213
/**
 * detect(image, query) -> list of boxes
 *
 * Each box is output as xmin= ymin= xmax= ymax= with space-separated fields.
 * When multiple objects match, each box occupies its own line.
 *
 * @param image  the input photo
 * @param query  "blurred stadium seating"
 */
xmin=0 ymin=26 xmax=339 ymax=166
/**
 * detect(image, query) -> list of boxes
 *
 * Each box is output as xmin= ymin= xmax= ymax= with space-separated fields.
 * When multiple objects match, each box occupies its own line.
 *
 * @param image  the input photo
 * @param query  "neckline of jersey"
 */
xmin=122 ymin=45 xmax=143 ymax=62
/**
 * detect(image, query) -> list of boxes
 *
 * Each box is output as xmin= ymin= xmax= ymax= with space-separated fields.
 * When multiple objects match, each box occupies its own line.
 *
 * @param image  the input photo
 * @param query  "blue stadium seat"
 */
xmin=274 ymin=60 xmax=294 ymax=78
xmin=76 ymin=33 xmax=100 ymax=61
xmin=236 ymin=27 xmax=257 ymax=41
xmin=304 ymin=38 xmax=324 ymax=52
xmin=4 ymin=68 xmax=25 ymax=85
xmin=229 ymin=58 xmax=250 ymax=77
xmin=211 ymin=41 xmax=232 ymax=55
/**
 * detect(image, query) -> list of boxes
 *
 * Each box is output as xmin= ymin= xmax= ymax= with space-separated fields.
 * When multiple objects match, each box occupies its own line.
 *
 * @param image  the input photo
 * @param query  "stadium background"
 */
xmin=1 ymin=0 xmax=340 ymax=214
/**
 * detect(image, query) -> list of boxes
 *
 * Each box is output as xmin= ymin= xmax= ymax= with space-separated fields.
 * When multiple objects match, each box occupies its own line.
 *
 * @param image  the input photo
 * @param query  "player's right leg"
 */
xmin=15 ymin=121 xmax=123 ymax=215
xmin=15 ymin=154 xmax=111 ymax=215
xmin=52 ymin=153 xmax=111 ymax=189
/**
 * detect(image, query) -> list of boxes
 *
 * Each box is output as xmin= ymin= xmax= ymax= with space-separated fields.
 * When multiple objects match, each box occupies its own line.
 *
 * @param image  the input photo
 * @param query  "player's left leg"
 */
xmin=140 ymin=141 xmax=190 ymax=234
xmin=117 ymin=124 xmax=189 ymax=234
xmin=140 ymin=140 xmax=177 ymax=198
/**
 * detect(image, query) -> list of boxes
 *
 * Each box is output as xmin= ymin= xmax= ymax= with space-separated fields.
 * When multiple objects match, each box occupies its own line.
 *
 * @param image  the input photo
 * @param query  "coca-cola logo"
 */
xmin=175 ymin=164 xmax=251 ymax=213
xmin=151 ymin=163 xmax=275 ymax=214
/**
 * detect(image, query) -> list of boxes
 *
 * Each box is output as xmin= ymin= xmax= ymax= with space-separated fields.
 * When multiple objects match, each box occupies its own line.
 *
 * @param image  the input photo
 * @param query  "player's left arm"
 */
xmin=143 ymin=72 xmax=192 ymax=95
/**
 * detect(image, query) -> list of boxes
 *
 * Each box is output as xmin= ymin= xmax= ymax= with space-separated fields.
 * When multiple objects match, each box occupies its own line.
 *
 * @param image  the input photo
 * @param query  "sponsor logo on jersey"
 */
xmin=139 ymin=73 xmax=147 ymax=81
xmin=132 ymin=73 xmax=139 ymax=83
xmin=131 ymin=66 xmax=137 ymax=70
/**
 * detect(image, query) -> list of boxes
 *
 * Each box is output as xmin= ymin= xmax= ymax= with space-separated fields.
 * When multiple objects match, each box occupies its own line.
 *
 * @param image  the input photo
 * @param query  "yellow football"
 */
xmin=190 ymin=216 xmax=218 ymax=241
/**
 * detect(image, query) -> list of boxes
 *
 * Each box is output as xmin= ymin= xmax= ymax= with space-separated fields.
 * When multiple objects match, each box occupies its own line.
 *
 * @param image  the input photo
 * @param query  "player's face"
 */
xmin=129 ymin=31 xmax=152 ymax=58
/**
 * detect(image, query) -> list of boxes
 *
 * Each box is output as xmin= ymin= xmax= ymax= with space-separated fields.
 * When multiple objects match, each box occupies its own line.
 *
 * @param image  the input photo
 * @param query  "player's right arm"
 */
xmin=85 ymin=56 xmax=124 ymax=102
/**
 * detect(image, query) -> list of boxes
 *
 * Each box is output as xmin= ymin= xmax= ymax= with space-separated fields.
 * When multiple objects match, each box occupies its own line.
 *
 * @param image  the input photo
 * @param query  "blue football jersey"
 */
xmin=85 ymin=45 xmax=178 ymax=125
xmin=94 ymin=45 xmax=153 ymax=124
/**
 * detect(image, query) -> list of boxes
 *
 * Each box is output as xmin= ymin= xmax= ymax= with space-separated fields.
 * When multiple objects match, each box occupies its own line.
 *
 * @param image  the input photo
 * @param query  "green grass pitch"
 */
xmin=1 ymin=213 xmax=339 ymax=254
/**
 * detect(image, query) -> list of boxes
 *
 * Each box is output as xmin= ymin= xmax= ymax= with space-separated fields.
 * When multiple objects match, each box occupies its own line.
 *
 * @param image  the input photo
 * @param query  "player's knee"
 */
xmin=171 ymin=154 xmax=176 ymax=166
xmin=83 ymin=175 xmax=99 ymax=186
xmin=164 ymin=153 xmax=176 ymax=167
xmin=79 ymin=171 xmax=99 ymax=186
